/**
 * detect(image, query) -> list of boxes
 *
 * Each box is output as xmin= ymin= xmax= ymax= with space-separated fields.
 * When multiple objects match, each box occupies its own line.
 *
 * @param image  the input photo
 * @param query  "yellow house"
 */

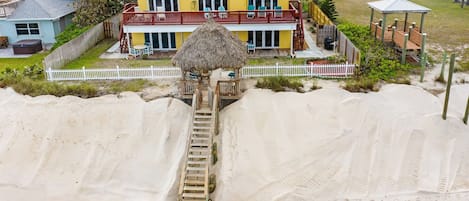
xmin=120 ymin=0 xmax=304 ymax=56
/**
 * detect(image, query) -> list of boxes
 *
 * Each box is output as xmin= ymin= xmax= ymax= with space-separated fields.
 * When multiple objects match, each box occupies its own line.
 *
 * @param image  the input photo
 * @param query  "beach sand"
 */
xmin=216 ymin=84 xmax=469 ymax=201
xmin=0 ymin=88 xmax=191 ymax=201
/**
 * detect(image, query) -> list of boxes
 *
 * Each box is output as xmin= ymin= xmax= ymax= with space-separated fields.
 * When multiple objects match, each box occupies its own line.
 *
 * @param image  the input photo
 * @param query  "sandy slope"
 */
xmin=216 ymin=84 xmax=469 ymax=201
xmin=0 ymin=88 xmax=191 ymax=201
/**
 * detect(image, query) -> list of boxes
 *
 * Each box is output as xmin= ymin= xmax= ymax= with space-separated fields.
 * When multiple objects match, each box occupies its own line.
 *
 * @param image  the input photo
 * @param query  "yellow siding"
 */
xmin=176 ymin=32 xmax=192 ymax=50
xmin=180 ymin=0 xmax=195 ymax=11
xmin=137 ymin=0 xmax=149 ymax=10
xmin=132 ymin=33 xmax=145 ymax=46
xmin=229 ymin=0 xmax=247 ymax=10
xmin=279 ymin=30 xmax=291 ymax=49
xmin=236 ymin=31 xmax=248 ymax=43
xmin=278 ymin=0 xmax=289 ymax=9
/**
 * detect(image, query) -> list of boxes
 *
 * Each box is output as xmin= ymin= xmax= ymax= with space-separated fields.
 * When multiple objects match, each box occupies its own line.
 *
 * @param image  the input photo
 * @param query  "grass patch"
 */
xmin=343 ymin=78 xmax=378 ymax=93
xmin=106 ymin=79 xmax=150 ymax=93
xmin=63 ymin=39 xmax=117 ymax=69
xmin=310 ymin=79 xmax=322 ymax=90
xmin=0 ymin=52 xmax=49 ymax=72
xmin=256 ymin=76 xmax=304 ymax=92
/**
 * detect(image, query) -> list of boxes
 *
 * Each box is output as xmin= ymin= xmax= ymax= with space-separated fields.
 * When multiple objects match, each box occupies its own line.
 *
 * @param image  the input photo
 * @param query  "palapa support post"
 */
xmin=404 ymin=12 xmax=408 ymax=32
xmin=442 ymin=54 xmax=456 ymax=120
xmin=369 ymin=8 xmax=374 ymax=30
xmin=374 ymin=23 xmax=379 ymax=39
xmin=420 ymin=13 xmax=425 ymax=33
xmin=464 ymin=96 xmax=469 ymax=124
xmin=420 ymin=33 xmax=427 ymax=66
xmin=401 ymin=34 xmax=408 ymax=64
xmin=420 ymin=53 xmax=426 ymax=82
xmin=439 ymin=52 xmax=447 ymax=81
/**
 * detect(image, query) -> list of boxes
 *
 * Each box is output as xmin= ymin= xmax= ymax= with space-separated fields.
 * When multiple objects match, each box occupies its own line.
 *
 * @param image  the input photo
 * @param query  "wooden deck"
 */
xmin=123 ymin=4 xmax=297 ymax=26
xmin=371 ymin=23 xmax=422 ymax=51
xmin=179 ymin=79 xmax=241 ymax=100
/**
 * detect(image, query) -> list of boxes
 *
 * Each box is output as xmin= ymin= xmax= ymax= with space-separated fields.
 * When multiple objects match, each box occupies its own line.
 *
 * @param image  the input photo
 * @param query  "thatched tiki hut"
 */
xmin=172 ymin=19 xmax=247 ymax=96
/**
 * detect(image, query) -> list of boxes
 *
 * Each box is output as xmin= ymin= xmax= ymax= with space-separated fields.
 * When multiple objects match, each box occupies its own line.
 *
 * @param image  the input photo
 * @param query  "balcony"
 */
xmin=122 ymin=4 xmax=298 ymax=26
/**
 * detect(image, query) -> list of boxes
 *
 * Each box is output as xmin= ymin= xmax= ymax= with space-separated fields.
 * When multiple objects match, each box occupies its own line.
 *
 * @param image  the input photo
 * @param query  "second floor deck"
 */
xmin=122 ymin=3 xmax=299 ymax=26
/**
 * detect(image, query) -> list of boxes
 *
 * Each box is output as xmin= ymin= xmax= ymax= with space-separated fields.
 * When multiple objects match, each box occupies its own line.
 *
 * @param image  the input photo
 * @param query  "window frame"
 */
xmin=15 ymin=23 xmax=40 ymax=36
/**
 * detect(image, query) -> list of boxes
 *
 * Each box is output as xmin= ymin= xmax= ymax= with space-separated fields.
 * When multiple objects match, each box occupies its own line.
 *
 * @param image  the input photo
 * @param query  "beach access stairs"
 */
xmin=178 ymin=88 xmax=220 ymax=201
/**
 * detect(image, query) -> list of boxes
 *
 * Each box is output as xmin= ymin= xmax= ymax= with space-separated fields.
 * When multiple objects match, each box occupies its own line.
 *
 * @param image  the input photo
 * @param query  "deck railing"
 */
xmin=218 ymin=79 xmax=241 ymax=96
xmin=123 ymin=5 xmax=297 ymax=25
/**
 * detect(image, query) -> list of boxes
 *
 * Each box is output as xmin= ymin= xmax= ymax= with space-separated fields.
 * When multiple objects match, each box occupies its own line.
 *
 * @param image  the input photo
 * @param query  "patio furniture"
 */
xmin=218 ymin=5 xmax=227 ymax=19
xmin=0 ymin=36 xmax=8 ymax=49
xmin=129 ymin=47 xmax=142 ymax=57
xmin=258 ymin=6 xmax=266 ymax=18
xmin=157 ymin=6 xmax=166 ymax=21
xmin=247 ymin=5 xmax=255 ymax=19
xmin=204 ymin=7 xmax=212 ymax=19
xmin=247 ymin=41 xmax=255 ymax=53
xmin=228 ymin=71 xmax=235 ymax=79
xmin=274 ymin=6 xmax=282 ymax=18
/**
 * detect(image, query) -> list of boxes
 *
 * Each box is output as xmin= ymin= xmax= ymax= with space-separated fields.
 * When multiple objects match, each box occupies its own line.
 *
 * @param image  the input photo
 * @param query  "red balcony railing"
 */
xmin=122 ymin=5 xmax=298 ymax=26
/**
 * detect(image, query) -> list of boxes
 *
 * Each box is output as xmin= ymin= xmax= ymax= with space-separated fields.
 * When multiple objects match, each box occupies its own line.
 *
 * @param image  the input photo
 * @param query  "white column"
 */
xmin=290 ymin=30 xmax=293 ymax=56
xmin=126 ymin=32 xmax=131 ymax=49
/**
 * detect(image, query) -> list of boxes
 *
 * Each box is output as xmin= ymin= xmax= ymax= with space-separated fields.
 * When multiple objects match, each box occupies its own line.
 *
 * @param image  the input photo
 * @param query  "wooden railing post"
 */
xmin=391 ymin=26 xmax=396 ymax=45
xmin=442 ymin=54 xmax=456 ymax=120
xmin=464 ymin=96 xmax=469 ymax=124
xmin=439 ymin=52 xmax=447 ymax=81
xmin=401 ymin=34 xmax=408 ymax=64
xmin=420 ymin=53 xmax=426 ymax=82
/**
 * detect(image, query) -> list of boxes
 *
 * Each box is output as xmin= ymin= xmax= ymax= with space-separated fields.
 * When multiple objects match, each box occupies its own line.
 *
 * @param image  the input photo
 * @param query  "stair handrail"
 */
xmin=178 ymin=89 xmax=200 ymax=199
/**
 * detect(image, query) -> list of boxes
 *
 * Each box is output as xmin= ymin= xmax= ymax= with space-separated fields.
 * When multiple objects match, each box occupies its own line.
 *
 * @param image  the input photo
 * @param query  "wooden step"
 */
xmin=193 ymin=121 xmax=211 ymax=124
xmin=188 ymin=154 xmax=208 ymax=159
xmin=192 ymin=131 xmax=210 ymax=135
xmin=184 ymin=186 xmax=205 ymax=191
xmin=192 ymin=137 xmax=209 ymax=141
xmin=194 ymin=115 xmax=212 ymax=119
xmin=187 ymin=160 xmax=208 ymax=165
xmin=193 ymin=126 xmax=210 ymax=130
xmin=189 ymin=148 xmax=210 ymax=153
xmin=184 ymin=179 xmax=205 ymax=185
xmin=187 ymin=166 xmax=206 ymax=171
xmin=182 ymin=193 xmax=206 ymax=199
xmin=185 ymin=173 xmax=205 ymax=178
xmin=190 ymin=143 xmax=209 ymax=147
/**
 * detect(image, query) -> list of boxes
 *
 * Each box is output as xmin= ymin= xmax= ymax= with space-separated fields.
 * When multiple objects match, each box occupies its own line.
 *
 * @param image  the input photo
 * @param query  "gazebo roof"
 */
xmin=172 ymin=19 xmax=247 ymax=72
xmin=368 ymin=0 xmax=431 ymax=14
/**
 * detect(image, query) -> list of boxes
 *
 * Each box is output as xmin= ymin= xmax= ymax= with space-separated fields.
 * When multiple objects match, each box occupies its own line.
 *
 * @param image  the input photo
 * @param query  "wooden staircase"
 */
xmin=179 ymin=89 xmax=216 ymax=201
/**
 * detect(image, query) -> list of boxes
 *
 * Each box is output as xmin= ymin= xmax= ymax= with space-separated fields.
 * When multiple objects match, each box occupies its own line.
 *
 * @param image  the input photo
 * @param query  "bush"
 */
xmin=108 ymin=79 xmax=149 ymax=93
xmin=52 ymin=24 xmax=90 ymax=50
xmin=310 ymin=79 xmax=322 ymax=90
xmin=209 ymin=174 xmax=216 ymax=193
xmin=212 ymin=142 xmax=218 ymax=165
xmin=0 ymin=65 xmax=98 ymax=98
xmin=256 ymin=76 xmax=304 ymax=92
xmin=343 ymin=78 xmax=378 ymax=93
xmin=318 ymin=0 xmax=338 ymax=22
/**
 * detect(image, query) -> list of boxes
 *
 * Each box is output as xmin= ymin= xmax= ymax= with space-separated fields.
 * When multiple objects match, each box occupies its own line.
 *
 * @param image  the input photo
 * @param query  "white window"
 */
xmin=15 ymin=23 xmax=40 ymax=35
xmin=248 ymin=31 xmax=280 ymax=48
xmin=145 ymin=32 xmax=176 ymax=50
xmin=148 ymin=0 xmax=179 ymax=11
xmin=199 ymin=0 xmax=227 ymax=11
xmin=248 ymin=0 xmax=278 ymax=9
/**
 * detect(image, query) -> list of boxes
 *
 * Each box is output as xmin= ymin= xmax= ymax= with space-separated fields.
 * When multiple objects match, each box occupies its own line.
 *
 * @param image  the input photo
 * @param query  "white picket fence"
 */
xmin=45 ymin=63 xmax=355 ymax=81
xmin=241 ymin=63 xmax=355 ymax=79
xmin=46 ymin=66 xmax=181 ymax=81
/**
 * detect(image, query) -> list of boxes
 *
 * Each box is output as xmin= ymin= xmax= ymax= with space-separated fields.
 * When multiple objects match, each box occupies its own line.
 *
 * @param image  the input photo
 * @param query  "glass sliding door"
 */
xmin=248 ymin=30 xmax=280 ymax=49
xmin=199 ymin=0 xmax=227 ymax=10
xmin=145 ymin=32 xmax=177 ymax=50
xmin=148 ymin=0 xmax=179 ymax=11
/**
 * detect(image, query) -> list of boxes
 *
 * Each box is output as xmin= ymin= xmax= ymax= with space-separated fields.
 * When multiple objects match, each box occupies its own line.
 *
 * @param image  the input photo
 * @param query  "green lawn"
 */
xmin=0 ymin=52 xmax=49 ymax=72
xmin=334 ymin=0 xmax=469 ymax=56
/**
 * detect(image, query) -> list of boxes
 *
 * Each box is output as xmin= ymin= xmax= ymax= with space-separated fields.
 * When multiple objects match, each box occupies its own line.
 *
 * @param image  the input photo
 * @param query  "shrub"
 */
xmin=212 ymin=142 xmax=218 ymax=165
xmin=52 ymin=24 xmax=90 ymax=50
xmin=318 ymin=0 xmax=338 ymax=22
xmin=310 ymin=79 xmax=322 ymax=90
xmin=256 ymin=76 xmax=304 ymax=92
xmin=108 ymin=79 xmax=149 ymax=93
xmin=209 ymin=174 xmax=216 ymax=193
xmin=343 ymin=78 xmax=378 ymax=93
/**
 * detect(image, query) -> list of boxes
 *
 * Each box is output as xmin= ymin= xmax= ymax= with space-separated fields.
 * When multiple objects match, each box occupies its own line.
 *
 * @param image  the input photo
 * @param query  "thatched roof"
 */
xmin=172 ymin=19 xmax=247 ymax=71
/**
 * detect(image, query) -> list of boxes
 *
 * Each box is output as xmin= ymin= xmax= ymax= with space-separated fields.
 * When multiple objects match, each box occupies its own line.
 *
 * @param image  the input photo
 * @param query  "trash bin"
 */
xmin=324 ymin=37 xmax=334 ymax=50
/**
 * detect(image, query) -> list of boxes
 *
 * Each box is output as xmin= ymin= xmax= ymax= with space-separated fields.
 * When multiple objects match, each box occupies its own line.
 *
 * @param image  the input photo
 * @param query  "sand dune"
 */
xmin=0 ymin=88 xmax=191 ymax=201
xmin=216 ymin=84 xmax=469 ymax=201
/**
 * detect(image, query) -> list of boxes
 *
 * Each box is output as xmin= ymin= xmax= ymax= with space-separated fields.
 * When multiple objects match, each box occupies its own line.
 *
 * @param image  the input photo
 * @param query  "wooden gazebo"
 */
xmin=172 ymin=19 xmax=247 ymax=98
xmin=368 ymin=0 xmax=431 ymax=63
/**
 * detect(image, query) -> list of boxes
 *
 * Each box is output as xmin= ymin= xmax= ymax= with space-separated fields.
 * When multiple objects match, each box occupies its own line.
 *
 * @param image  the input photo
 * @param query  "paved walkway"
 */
xmin=0 ymin=46 xmax=32 ymax=58
xmin=295 ymin=20 xmax=336 ymax=58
